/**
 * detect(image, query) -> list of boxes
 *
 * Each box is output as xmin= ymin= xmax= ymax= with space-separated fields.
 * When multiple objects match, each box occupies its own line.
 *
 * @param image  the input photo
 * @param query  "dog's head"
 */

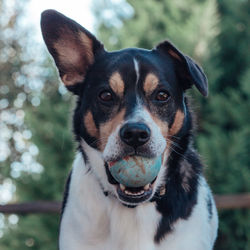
xmin=41 ymin=10 xmax=208 ymax=207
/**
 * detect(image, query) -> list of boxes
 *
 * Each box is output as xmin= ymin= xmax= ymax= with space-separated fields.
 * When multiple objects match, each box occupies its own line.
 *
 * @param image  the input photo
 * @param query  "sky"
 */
xmin=26 ymin=0 xmax=95 ymax=43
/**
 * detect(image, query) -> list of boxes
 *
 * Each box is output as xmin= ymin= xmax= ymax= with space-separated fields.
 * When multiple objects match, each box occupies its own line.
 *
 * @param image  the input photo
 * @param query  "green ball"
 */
xmin=109 ymin=156 xmax=162 ymax=187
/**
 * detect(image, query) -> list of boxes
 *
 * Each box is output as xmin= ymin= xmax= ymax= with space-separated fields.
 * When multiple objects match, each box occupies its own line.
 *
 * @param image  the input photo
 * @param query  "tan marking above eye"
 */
xmin=99 ymin=109 xmax=126 ymax=151
xmin=169 ymin=110 xmax=185 ymax=135
xmin=143 ymin=73 xmax=159 ymax=95
xmin=109 ymin=72 xmax=125 ymax=96
xmin=84 ymin=111 xmax=99 ymax=138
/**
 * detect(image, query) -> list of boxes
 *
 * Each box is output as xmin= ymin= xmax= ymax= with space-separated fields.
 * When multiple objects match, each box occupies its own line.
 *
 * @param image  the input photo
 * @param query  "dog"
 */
xmin=41 ymin=9 xmax=218 ymax=250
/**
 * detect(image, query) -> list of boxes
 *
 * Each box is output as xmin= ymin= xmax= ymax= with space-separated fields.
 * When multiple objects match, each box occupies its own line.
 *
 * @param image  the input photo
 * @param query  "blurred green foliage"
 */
xmin=0 ymin=0 xmax=249 ymax=249
xmin=0 ymin=0 xmax=73 ymax=248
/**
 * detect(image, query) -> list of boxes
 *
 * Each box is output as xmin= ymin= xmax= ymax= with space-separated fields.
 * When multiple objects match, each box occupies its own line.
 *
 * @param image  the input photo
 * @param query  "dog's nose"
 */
xmin=120 ymin=123 xmax=151 ymax=148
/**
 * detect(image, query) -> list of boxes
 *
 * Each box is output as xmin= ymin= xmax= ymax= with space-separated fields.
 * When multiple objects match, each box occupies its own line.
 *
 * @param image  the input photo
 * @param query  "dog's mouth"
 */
xmin=116 ymin=180 xmax=155 ymax=205
xmin=105 ymin=162 xmax=157 ymax=205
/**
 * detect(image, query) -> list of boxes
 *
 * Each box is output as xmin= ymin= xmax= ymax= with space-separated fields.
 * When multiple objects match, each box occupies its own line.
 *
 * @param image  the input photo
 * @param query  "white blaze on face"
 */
xmin=133 ymin=58 xmax=140 ymax=86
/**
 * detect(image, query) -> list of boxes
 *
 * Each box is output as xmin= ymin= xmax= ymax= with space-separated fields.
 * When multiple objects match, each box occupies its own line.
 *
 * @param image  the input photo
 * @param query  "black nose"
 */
xmin=120 ymin=123 xmax=151 ymax=148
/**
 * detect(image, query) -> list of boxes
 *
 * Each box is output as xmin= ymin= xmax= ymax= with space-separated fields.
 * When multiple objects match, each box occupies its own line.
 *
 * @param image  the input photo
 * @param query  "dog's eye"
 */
xmin=155 ymin=91 xmax=169 ymax=102
xmin=99 ymin=90 xmax=113 ymax=102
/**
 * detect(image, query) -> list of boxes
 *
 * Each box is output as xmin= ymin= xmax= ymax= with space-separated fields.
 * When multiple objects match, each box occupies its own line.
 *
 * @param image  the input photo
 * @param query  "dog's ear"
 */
xmin=41 ymin=9 xmax=104 ymax=93
xmin=156 ymin=40 xmax=208 ymax=97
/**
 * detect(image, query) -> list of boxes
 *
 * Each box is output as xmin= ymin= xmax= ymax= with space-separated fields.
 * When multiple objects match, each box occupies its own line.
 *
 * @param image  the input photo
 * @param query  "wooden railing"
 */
xmin=214 ymin=193 xmax=250 ymax=210
xmin=0 ymin=194 xmax=250 ymax=214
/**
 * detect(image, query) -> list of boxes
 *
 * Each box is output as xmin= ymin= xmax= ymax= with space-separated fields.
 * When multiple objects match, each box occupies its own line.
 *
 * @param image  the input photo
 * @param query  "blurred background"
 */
xmin=0 ymin=0 xmax=249 ymax=249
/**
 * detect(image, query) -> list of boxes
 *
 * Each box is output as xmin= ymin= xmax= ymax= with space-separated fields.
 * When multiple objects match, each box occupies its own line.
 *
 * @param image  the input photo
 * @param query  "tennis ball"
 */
xmin=109 ymin=156 xmax=162 ymax=187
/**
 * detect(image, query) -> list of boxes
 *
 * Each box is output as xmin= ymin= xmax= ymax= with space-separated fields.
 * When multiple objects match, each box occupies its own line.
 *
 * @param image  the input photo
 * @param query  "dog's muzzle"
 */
xmin=103 ymin=122 xmax=165 ymax=206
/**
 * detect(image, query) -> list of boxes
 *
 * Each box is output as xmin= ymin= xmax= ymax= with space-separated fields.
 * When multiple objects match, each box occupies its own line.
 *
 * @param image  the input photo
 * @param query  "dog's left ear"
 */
xmin=41 ymin=9 xmax=104 ymax=94
xmin=156 ymin=40 xmax=208 ymax=97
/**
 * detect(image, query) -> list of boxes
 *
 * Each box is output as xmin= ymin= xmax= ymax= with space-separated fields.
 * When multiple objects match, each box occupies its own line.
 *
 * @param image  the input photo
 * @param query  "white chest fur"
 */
xmin=59 ymin=153 xmax=218 ymax=250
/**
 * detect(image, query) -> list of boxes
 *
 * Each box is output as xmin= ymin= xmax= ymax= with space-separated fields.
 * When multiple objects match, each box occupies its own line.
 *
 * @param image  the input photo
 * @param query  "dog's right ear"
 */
xmin=41 ymin=10 xmax=104 ymax=94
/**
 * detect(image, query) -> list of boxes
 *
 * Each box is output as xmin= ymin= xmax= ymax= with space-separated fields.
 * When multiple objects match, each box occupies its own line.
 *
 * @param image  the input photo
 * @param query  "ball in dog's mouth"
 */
xmin=107 ymin=156 xmax=162 ymax=204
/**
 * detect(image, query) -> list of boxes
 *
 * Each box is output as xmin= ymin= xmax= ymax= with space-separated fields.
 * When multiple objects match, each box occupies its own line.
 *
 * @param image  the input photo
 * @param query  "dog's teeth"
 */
xmin=124 ymin=190 xmax=131 ymax=195
xmin=144 ymin=184 xmax=150 ymax=190
xmin=124 ymin=189 xmax=145 ymax=196
xmin=120 ymin=184 xmax=126 ymax=191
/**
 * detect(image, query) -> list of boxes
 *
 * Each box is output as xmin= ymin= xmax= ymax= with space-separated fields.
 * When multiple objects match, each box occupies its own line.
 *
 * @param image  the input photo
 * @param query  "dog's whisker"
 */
xmin=88 ymin=136 xmax=110 ymax=146
xmin=169 ymin=135 xmax=181 ymax=140
xmin=166 ymin=142 xmax=187 ymax=160
xmin=80 ymin=136 xmax=109 ymax=147
xmin=166 ymin=138 xmax=183 ymax=151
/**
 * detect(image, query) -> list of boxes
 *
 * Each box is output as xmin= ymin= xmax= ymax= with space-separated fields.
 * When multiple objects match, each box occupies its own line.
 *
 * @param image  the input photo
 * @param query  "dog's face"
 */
xmin=41 ymin=10 xmax=208 ymax=206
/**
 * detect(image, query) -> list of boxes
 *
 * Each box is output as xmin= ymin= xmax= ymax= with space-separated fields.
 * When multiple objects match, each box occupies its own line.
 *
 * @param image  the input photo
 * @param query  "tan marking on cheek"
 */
xmin=99 ymin=109 xmax=126 ymax=151
xmin=169 ymin=110 xmax=185 ymax=135
xmin=147 ymin=109 xmax=184 ymax=166
xmin=143 ymin=73 xmax=159 ymax=95
xmin=168 ymin=49 xmax=182 ymax=62
xmin=109 ymin=72 xmax=125 ymax=96
xmin=84 ymin=111 xmax=99 ymax=138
